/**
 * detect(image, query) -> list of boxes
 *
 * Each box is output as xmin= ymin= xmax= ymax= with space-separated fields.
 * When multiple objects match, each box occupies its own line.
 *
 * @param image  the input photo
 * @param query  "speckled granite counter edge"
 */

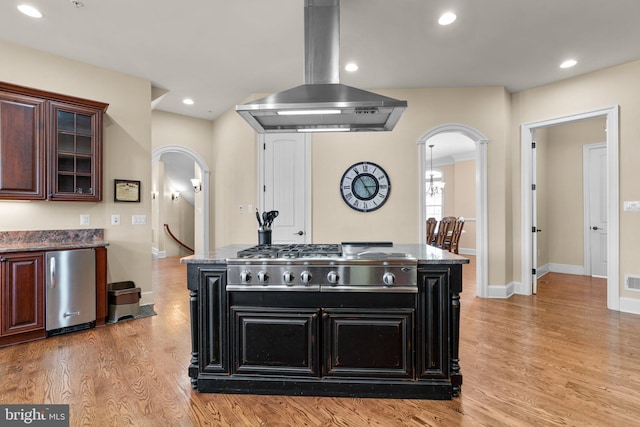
xmin=181 ymin=243 xmax=469 ymax=265
xmin=0 ymin=229 xmax=109 ymax=253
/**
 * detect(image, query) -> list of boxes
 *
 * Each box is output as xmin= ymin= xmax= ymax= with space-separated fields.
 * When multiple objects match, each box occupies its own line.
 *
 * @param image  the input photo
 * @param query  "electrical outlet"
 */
xmin=80 ymin=214 xmax=90 ymax=225
xmin=111 ymin=214 xmax=121 ymax=225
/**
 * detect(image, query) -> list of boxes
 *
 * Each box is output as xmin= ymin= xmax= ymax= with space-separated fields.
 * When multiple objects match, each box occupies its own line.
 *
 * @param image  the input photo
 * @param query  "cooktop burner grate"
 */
xmin=236 ymin=244 xmax=342 ymax=259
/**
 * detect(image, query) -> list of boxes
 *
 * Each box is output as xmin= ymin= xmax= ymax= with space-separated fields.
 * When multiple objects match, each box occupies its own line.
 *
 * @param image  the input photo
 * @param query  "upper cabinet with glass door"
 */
xmin=49 ymin=101 xmax=105 ymax=201
xmin=0 ymin=82 xmax=107 ymax=202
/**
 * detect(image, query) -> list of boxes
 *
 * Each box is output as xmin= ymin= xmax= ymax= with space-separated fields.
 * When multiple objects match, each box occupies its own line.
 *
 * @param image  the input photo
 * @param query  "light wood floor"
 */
xmin=1 ymin=255 xmax=640 ymax=426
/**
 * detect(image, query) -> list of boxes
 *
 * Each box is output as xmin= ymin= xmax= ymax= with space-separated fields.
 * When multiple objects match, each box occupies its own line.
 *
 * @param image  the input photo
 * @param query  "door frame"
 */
xmin=417 ymin=123 xmax=489 ymax=298
xmin=258 ymin=133 xmax=312 ymax=243
xmin=151 ymin=145 xmax=211 ymax=255
xmin=583 ymin=142 xmax=607 ymax=277
xmin=520 ymin=106 xmax=619 ymax=310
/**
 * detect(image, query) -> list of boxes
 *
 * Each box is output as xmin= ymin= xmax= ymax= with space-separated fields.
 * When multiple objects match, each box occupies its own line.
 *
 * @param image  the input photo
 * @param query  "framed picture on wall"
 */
xmin=114 ymin=179 xmax=141 ymax=202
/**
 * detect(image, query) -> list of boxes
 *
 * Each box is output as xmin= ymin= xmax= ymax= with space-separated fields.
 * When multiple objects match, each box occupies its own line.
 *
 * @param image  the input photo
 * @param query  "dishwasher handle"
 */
xmin=49 ymin=256 xmax=56 ymax=289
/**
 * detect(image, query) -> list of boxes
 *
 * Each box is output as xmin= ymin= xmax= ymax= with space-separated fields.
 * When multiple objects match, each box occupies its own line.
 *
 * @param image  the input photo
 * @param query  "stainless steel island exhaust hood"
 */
xmin=236 ymin=0 xmax=407 ymax=133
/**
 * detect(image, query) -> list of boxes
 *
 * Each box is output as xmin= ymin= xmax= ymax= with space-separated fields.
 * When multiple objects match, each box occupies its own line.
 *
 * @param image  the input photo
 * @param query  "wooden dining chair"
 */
xmin=433 ymin=216 xmax=454 ymax=248
xmin=426 ymin=217 xmax=437 ymax=245
xmin=448 ymin=217 xmax=465 ymax=254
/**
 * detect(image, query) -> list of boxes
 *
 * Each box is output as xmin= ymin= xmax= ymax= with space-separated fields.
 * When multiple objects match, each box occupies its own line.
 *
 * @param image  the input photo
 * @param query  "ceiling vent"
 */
xmin=236 ymin=0 xmax=407 ymax=133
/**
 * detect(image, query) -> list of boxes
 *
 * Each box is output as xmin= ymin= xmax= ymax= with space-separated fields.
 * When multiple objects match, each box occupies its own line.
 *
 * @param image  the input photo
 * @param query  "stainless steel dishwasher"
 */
xmin=46 ymin=248 xmax=96 ymax=336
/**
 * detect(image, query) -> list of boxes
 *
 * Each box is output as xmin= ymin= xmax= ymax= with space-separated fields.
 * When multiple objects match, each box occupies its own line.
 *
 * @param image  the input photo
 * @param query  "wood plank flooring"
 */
xmin=1 ymin=255 xmax=640 ymax=426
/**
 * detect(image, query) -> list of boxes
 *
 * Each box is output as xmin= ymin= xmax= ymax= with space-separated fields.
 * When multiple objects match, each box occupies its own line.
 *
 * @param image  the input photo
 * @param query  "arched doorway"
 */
xmin=417 ymin=124 xmax=489 ymax=298
xmin=151 ymin=145 xmax=211 ymax=256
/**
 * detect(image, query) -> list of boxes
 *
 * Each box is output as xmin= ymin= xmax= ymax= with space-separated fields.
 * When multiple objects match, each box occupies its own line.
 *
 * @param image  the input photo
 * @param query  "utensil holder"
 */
xmin=258 ymin=229 xmax=272 ymax=245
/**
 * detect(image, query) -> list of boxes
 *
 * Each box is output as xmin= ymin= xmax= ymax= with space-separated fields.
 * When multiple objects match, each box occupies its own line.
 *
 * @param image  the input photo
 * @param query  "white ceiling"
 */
xmin=1 ymin=0 xmax=639 ymax=122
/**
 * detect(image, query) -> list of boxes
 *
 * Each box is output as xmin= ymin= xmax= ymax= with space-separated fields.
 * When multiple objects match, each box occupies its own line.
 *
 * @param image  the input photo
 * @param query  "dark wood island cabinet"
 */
xmin=183 ymin=244 xmax=468 ymax=399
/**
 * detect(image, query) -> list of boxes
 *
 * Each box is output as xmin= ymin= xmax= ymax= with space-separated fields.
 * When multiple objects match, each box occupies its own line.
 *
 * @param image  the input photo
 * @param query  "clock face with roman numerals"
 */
xmin=340 ymin=162 xmax=391 ymax=212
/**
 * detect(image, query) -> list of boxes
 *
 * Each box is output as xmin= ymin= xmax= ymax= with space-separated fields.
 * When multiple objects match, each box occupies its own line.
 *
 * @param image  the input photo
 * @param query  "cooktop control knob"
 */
xmin=258 ymin=271 xmax=269 ymax=284
xmin=327 ymin=271 xmax=339 ymax=285
xmin=240 ymin=270 xmax=252 ymax=283
xmin=300 ymin=271 xmax=312 ymax=284
xmin=283 ymin=271 xmax=294 ymax=284
xmin=383 ymin=272 xmax=396 ymax=286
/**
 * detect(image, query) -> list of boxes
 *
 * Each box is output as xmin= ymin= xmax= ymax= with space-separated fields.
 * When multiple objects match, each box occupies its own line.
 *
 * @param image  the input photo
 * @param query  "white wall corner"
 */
xmin=140 ymin=291 xmax=155 ymax=307
xmin=487 ymin=282 xmax=515 ymax=298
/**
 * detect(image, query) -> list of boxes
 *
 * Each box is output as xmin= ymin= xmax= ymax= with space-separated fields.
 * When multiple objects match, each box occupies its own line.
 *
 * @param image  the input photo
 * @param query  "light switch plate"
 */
xmin=132 ymin=215 xmax=147 ymax=225
xmin=624 ymin=201 xmax=640 ymax=212
xmin=80 ymin=214 xmax=90 ymax=225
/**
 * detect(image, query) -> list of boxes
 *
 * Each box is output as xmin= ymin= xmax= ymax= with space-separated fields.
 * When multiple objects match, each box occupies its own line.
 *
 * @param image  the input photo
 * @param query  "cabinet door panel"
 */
xmin=232 ymin=307 xmax=319 ymax=377
xmin=199 ymin=270 xmax=228 ymax=374
xmin=48 ymin=101 xmax=102 ymax=201
xmin=417 ymin=269 xmax=449 ymax=379
xmin=323 ymin=309 xmax=414 ymax=379
xmin=1 ymin=253 xmax=44 ymax=335
xmin=0 ymin=92 xmax=46 ymax=199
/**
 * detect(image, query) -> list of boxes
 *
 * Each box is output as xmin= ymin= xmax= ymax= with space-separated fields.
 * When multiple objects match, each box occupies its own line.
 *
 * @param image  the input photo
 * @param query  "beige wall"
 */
xmin=0 ymin=40 xmax=153 ymax=303
xmin=202 ymin=87 xmax=511 ymax=286
xmin=451 ymin=159 xmax=476 ymax=252
xmin=512 ymin=59 xmax=640 ymax=300
xmin=543 ymin=119 xmax=606 ymax=267
xmin=151 ymin=110 xmax=214 ymax=252
xmin=210 ymin=105 xmax=261 ymax=247
xmin=311 ymin=87 xmax=512 ymax=286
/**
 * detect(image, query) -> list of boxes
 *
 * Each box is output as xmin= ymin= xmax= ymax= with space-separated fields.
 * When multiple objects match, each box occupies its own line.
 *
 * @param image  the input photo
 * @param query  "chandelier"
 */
xmin=427 ymin=144 xmax=445 ymax=197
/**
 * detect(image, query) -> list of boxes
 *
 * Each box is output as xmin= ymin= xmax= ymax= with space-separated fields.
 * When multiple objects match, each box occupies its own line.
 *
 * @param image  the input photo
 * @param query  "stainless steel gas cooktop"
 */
xmin=227 ymin=242 xmax=417 ymax=293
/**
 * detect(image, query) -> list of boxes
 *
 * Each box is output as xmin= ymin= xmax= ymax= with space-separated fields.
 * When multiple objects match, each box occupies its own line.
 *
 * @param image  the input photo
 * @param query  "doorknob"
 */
xmin=295 ymin=231 xmax=304 ymax=236
xmin=592 ymin=226 xmax=599 ymax=230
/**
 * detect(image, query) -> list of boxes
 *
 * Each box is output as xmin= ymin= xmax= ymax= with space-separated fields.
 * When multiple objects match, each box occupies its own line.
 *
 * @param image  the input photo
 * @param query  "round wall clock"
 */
xmin=340 ymin=161 xmax=391 ymax=212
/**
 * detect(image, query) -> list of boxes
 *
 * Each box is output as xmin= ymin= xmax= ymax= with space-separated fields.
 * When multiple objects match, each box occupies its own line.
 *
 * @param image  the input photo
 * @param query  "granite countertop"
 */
xmin=181 ymin=243 xmax=469 ymax=265
xmin=0 ymin=229 xmax=109 ymax=253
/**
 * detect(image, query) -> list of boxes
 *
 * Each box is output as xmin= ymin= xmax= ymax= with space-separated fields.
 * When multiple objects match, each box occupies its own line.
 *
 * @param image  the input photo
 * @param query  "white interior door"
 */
xmin=585 ymin=143 xmax=607 ymax=277
xmin=262 ymin=134 xmax=311 ymax=244
xmin=531 ymin=136 xmax=538 ymax=294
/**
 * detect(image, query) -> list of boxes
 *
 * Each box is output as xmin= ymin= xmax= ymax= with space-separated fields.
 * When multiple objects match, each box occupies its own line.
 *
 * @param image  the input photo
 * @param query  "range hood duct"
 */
xmin=236 ymin=0 xmax=407 ymax=133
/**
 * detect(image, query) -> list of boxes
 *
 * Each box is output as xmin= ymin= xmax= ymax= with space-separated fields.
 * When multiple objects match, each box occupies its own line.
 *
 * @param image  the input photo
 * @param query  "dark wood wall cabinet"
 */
xmin=187 ymin=262 xmax=464 ymax=399
xmin=0 ymin=81 xmax=108 ymax=202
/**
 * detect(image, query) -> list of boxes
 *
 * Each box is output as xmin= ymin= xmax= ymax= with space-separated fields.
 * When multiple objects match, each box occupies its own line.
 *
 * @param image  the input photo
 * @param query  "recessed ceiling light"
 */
xmin=17 ymin=4 xmax=43 ymax=18
xmin=345 ymin=62 xmax=359 ymax=72
xmin=183 ymin=98 xmax=194 ymax=105
xmin=438 ymin=11 xmax=457 ymax=26
xmin=560 ymin=59 xmax=577 ymax=69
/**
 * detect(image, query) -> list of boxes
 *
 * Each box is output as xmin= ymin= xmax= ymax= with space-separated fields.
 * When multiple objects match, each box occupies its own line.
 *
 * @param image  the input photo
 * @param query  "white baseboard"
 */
xmin=536 ymin=263 xmax=550 ymax=278
xmin=140 ymin=291 xmax=155 ymax=306
xmin=152 ymin=247 xmax=166 ymax=258
xmin=619 ymin=297 xmax=640 ymax=315
xmin=458 ymin=247 xmax=476 ymax=256
xmin=486 ymin=282 xmax=515 ymax=298
xmin=549 ymin=263 xmax=584 ymax=276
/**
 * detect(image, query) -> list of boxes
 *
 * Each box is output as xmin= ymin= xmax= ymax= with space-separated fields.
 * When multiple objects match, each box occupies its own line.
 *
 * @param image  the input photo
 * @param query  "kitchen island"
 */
xmin=182 ymin=243 xmax=469 ymax=399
